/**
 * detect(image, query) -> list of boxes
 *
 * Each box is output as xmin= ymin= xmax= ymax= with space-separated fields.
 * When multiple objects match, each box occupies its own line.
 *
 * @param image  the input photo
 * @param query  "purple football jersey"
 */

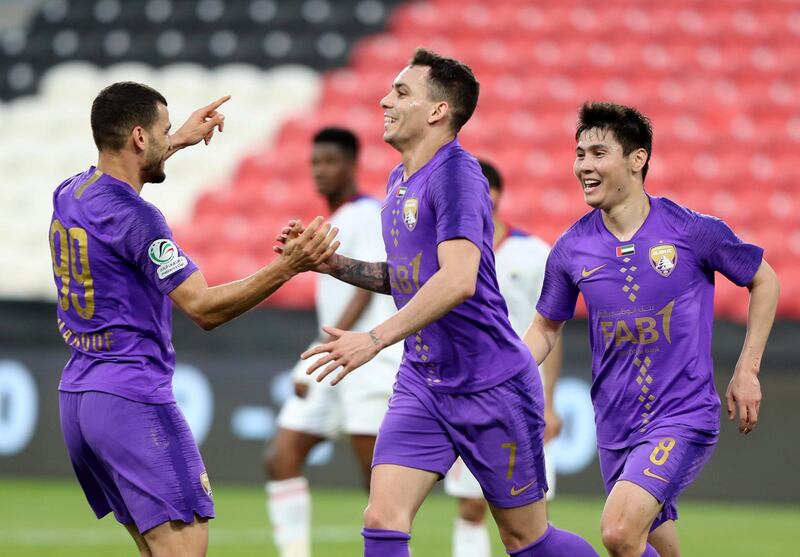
xmin=381 ymin=139 xmax=533 ymax=393
xmin=49 ymin=167 xmax=198 ymax=403
xmin=537 ymin=196 xmax=764 ymax=448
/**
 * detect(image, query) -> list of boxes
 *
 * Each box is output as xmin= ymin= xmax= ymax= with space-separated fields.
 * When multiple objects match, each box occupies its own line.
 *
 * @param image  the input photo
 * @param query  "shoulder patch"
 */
xmin=148 ymin=239 xmax=188 ymax=279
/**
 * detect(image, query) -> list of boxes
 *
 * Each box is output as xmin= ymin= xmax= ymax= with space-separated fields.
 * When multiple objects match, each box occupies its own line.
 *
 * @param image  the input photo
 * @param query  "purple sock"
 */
xmin=642 ymin=543 xmax=661 ymax=556
xmin=507 ymin=524 xmax=600 ymax=556
xmin=362 ymin=527 xmax=411 ymax=557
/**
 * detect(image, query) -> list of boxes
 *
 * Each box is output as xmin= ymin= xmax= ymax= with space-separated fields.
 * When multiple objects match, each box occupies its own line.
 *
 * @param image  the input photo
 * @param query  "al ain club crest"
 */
xmin=649 ymin=243 xmax=677 ymax=277
xmin=403 ymin=198 xmax=419 ymax=231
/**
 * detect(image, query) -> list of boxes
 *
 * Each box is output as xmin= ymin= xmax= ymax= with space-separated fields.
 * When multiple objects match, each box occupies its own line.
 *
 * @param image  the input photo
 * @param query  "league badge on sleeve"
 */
xmin=403 ymin=198 xmax=419 ymax=231
xmin=148 ymin=239 xmax=188 ymax=279
xmin=649 ymin=243 xmax=677 ymax=277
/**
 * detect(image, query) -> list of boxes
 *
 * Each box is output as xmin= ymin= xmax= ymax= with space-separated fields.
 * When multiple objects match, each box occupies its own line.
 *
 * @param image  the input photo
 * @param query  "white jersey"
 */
xmin=494 ymin=228 xmax=551 ymax=337
xmin=316 ymin=195 xmax=402 ymax=368
xmin=280 ymin=196 xmax=400 ymax=438
xmin=444 ymin=226 xmax=556 ymax=499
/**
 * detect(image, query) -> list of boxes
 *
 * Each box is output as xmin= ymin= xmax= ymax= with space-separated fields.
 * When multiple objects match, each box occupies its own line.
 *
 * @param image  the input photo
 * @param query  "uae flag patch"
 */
xmin=616 ymin=244 xmax=635 ymax=257
xmin=395 ymin=185 xmax=408 ymax=198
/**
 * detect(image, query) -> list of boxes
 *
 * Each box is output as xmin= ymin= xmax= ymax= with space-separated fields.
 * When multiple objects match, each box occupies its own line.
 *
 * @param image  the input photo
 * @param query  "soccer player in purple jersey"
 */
xmin=524 ymin=102 xmax=780 ymax=557
xmin=49 ymin=82 xmax=339 ymax=557
xmin=290 ymin=49 xmax=599 ymax=557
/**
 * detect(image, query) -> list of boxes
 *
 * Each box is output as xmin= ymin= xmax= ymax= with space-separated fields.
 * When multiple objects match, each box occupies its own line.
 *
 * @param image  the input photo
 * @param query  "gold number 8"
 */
xmin=649 ymin=437 xmax=676 ymax=466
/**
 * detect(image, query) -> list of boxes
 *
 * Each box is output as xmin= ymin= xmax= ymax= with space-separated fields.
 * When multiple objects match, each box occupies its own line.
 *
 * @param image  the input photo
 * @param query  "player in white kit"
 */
xmin=443 ymin=160 xmax=564 ymax=557
xmin=264 ymin=128 xmax=401 ymax=557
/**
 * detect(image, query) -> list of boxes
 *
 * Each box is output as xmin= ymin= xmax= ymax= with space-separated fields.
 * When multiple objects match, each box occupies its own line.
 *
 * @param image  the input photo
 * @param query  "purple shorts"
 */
xmin=373 ymin=367 xmax=547 ymax=508
xmin=598 ymin=425 xmax=717 ymax=530
xmin=59 ymin=391 xmax=215 ymax=533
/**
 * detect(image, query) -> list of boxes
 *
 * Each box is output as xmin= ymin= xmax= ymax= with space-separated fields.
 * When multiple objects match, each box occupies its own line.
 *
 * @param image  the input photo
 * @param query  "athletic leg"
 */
xmin=267 ymin=373 xmax=341 ymax=557
xmin=125 ymin=524 xmax=152 ymax=557
xmin=365 ymin=378 xmax=460 ymax=556
xmin=142 ymin=516 xmax=209 ymax=556
xmin=349 ymin=434 xmax=378 ymax=490
xmin=264 ymin=428 xmax=325 ymax=557
xmin=599 ymin=426 xmax=717 ymax=557
xmin=601 ymin=480 xmax=663 ymax=557
xmin=265 ymin=428 xmax=326 ymax=481
xmin=648 ymin=520 xmax=680 ymax=557
xmin=452 ymin=498 xmax=490 ymax=557
xmin=488 ymin=498 xmax=548 ymax=550
xmin=444 ymin=372 xmax=597 ymax=556
xmin=444 ymin=458 xmax=491 ymax=557
xmin=487 ymin=499 xmax=599 ymax=556
xmin=362 ymin=464 xmax=438 ymax=556
xmin=68 ymin=393 xmax=215 ymax=550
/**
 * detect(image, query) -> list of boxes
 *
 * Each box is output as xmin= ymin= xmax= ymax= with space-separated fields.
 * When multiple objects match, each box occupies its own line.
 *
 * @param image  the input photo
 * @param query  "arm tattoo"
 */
xmin=328 ymin=255 xmax=391 ymax=294
xmin=368 ymin=329 xmax=382 ymax=348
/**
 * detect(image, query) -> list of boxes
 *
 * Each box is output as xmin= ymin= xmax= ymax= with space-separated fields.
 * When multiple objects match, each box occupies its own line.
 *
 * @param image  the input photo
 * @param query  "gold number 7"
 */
xmin=501 ymin=442 xmax=517 ymax=480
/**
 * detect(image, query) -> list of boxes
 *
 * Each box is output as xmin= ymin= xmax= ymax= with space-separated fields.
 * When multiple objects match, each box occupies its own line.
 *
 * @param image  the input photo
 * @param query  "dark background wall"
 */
xmin=1 ymin=301 xmax=798 ymax=504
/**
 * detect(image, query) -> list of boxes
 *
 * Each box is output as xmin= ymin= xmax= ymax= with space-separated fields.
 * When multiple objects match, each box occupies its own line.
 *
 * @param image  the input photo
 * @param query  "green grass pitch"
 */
xmin=0 ymin=477 xmax=796 ymax=556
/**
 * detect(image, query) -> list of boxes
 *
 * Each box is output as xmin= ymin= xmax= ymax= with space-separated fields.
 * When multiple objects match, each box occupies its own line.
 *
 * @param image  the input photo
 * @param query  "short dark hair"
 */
xmin=91 ymin=82 xmax=167 ymax=151
xmin=478 ymin=159 xmax=503 ymax=191
xmin=312 ymin=127 xmax=359 ymax=160
xmin=409 ymin=47 xmax=479 ymax=133
xmin=576 ymin=102 xmax=653 ymax=180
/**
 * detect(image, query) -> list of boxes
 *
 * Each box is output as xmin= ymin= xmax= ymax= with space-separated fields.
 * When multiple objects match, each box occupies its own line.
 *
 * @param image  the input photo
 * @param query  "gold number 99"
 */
xmin=50 ymin=220 xmax=95 ymax=320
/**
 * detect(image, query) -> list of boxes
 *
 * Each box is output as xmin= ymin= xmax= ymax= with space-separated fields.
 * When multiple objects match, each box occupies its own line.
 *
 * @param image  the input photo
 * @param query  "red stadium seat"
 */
xmin=173 ymin=0 xmax=800 ymax=317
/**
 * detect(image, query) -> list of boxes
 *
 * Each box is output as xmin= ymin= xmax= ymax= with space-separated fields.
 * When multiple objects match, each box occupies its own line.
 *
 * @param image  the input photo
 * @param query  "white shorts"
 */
xmin=444 ymin=443 xmax=556 ymax=501
xmin=276 ymin=355 xmax=397 ymax=439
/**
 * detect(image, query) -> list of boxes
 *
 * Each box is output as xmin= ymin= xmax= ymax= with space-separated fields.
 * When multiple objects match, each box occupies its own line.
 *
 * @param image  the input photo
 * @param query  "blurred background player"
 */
xmin=264 ymin=127 xmax=401 ymax=557
xmin=299 ymin=48 xmax=599 ymax=557
xmin=51 ymin=82 xmax=338 ymax=557
xmin=443 ymin=159 xmax=564 ymax=557
xmin=525 ymin=102 xmax=780 ymax=557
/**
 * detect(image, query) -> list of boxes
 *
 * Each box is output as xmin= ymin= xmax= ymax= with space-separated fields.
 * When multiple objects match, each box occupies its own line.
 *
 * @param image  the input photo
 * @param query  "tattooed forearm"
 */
xmin=327 ymin=254 xmax=391 ymax=294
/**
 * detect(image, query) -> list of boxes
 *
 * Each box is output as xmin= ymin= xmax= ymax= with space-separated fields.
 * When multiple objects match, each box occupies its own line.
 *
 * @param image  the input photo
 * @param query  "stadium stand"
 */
xmin=0 ymin=0 xmax=402 ymax=301
xmin=1 ymin=0 xmax=798 ymax=319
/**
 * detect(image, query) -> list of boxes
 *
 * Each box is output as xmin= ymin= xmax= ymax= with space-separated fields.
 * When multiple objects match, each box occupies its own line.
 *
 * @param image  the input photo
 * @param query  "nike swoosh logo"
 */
xmin=643 ymin=468 xmax=669 ymax=483
xmin=581 ymin=264 xmax=606 ymax=278
xmin=510 ymin=481 xmax=535 ymax=496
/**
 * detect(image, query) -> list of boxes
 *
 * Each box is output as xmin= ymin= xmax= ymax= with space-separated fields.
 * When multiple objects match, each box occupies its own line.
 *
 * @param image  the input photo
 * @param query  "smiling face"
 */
xmin=574 ymin=126 xmax=647 ymax=211
xmin=379 ymin=65 xmax=442 ymax=150
xmin=140 ymin=103 xmax=171 ymax=184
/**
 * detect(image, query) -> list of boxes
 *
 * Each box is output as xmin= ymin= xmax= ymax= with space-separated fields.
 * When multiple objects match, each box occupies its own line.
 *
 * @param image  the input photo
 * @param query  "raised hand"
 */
xmin=301 ymin=325 xmax=382 ymax=386
xmin=279 ymin=216 xmax=340 ymax=274
xmin=169 ymin=95 xmax=231 ymax=155
xmin=273 ymin=220 xmax=304 ymax=253
xmin=274 ymin=220 xmax=340 ymax=274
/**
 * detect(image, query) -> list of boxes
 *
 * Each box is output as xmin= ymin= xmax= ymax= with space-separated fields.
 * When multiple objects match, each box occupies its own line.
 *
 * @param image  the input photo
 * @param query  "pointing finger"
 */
xmin=204 ymin=95 xmax=231 ymax=113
